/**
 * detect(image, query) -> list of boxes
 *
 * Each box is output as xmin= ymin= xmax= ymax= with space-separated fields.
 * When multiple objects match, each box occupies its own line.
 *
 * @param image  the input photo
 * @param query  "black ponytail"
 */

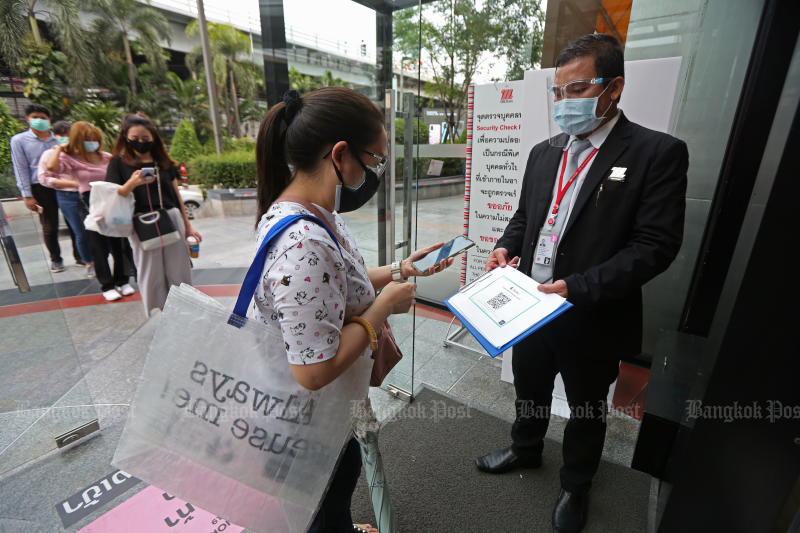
xmin=255 ymin=87 xmax=384 ymax=227
xmin=255 ymin=102 xmax=291 ymax=225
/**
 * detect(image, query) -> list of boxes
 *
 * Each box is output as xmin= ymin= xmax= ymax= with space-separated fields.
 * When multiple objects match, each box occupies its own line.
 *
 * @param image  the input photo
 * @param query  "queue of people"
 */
xmin=10 ymin=105 xmax=200 ymax=313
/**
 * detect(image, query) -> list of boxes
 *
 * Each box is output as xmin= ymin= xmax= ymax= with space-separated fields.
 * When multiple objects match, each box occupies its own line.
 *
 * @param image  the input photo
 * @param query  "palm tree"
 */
xmin=319 ymin=70 xmax=351 ymax=88
xmin=166 ymin=72 xmax=205 ymax=120
xmin=0 ymin=0 xmax=93 ymax=86
xmin=185 ymin=21 xmax=261 ymax=138
xmin=88 ymin=0 xmax=172 ymax=98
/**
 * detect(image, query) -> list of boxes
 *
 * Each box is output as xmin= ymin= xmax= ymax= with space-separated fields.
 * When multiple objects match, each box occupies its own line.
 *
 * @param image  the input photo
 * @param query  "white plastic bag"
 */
xmin=112 ymin=285 xmax=371 ymax=533
xmin=113 ymin=213 xmax=371 ymax=532
xmin=83 ymin=181 xmax=134 ymax=237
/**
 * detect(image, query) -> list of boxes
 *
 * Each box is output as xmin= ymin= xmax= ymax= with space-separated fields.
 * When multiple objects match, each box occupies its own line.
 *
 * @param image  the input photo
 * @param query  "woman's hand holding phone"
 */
xmin=128 ymin=169 xmax=155 ymax=188
xmin=404 ymin=242 xmax=449 ymax=277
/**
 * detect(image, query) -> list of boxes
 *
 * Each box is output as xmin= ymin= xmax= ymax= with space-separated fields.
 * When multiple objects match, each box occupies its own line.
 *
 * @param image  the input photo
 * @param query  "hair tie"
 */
xmin=282 ymin=90 xmax=302 ymax=125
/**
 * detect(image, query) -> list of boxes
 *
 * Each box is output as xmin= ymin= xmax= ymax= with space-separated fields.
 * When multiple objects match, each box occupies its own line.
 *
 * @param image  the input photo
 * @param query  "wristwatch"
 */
xmin=391 ymin=260 xmax=405 ymax=281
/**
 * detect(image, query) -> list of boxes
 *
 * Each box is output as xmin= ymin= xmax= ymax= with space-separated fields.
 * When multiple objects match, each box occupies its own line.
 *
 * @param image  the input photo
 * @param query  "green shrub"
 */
xmin=169 ymin=119 xmax=202 ymax=165
xmin=395 ymin=117 xmax=429 ymax=145
xmin=200 ymin=136 xmax=256 ymax=156
xmin=188 ymin=151 xmax=256 ymax=189
xmin=0 ymin=101 xmax=24 ymax=183
xmin=226 ymin=137 xmax=256 ymax=153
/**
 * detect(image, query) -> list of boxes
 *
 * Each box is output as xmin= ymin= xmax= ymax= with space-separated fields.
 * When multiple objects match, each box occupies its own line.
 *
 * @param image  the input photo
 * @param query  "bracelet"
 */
xmin=391 ymin=260 xmax=405 ymax=281
xmin=346 ymin=315 xmax=378 ymax=352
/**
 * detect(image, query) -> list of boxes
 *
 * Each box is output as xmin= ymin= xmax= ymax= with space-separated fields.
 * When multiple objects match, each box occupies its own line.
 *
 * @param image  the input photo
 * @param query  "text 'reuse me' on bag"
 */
xmin=83 ymin=181 xmax=134 ymax=238
xmin=133 ymin=165 xmax=182 ymax=251
xmin=112 ymin=214 xmax=372 ymax=533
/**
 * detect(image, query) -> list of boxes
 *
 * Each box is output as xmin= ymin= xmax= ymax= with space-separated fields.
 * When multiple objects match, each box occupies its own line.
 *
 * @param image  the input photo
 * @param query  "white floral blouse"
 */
xmin=251 ymin=201 xmax=375 ymax=365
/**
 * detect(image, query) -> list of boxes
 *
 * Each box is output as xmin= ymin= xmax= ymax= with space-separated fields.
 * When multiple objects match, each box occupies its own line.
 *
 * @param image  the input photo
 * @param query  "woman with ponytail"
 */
xmin=252 ymin=88 xmax=453 ymax=532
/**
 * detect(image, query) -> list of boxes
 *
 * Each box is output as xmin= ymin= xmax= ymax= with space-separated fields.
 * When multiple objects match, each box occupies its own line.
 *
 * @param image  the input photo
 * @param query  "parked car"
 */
xmin=178 ymin=186 xmax=204 ymax=219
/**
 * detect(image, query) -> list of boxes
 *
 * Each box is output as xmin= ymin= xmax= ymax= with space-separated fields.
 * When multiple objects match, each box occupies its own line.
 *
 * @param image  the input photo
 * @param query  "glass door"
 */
xmin=0 ymin=201 xmax=99 ymax=476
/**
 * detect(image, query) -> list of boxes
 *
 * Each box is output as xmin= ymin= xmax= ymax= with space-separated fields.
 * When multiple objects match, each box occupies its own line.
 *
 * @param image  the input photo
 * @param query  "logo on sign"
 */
xmin=500 ymin=89 xmax=514 ymax=103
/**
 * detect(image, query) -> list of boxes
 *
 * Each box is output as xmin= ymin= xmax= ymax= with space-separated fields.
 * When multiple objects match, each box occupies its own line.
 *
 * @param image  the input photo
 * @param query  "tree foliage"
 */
xmin=88 ymin=0 xmax=172 ymax=101
xmin=394 ymin=0 xmax=544 ymax=138
xmin=288 ymin=67 xmax=352 ymax=93
xmin=68 ymin=99 xmax=123 ymax=149
xmin=17 ymin=39 xmax=70 ymax=118
xmin=170 ymin=119 xmax=202 ymax=165
xmin=185 ymin=21 xmax=263 ymax=138
xmin=0 ymin=0 xmax=94 ymax=87
xmin=0 ymin=100 xmax=24 ymax=196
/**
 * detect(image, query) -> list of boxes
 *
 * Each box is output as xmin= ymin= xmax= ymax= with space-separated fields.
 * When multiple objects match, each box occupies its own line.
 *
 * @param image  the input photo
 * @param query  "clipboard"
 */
xmin=444 ymin=268 xmax=573 ymax=358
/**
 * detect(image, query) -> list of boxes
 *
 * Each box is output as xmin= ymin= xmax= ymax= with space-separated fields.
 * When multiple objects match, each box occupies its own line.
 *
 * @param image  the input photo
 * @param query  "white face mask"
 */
xmin=552 ymin=84 xmax=612 ymax=136
xmin=84 ymin=141 xmax=100 ymax=152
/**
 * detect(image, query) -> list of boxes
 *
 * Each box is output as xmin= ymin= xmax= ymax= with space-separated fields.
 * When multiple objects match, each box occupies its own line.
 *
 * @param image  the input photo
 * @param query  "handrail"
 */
xmin=393 ymin=144 xmax=467 ymax=159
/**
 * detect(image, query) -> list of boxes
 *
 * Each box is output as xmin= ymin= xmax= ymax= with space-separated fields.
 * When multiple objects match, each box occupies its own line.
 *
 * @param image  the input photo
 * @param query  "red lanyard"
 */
xmin=551 ymin=147 xmax=598 ymax=217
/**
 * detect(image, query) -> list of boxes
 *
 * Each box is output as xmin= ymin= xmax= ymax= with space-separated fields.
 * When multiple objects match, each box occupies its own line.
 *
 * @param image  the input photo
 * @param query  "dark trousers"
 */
xmin=510 ymin=317 xmax=620 ymax=494
xmin=308 ymin=437 xmax=361 ymax=533
xmin=31 ymin=183 xmax=80 ymax=263
xmin=79 ymin=192 xmax=129 ymax=291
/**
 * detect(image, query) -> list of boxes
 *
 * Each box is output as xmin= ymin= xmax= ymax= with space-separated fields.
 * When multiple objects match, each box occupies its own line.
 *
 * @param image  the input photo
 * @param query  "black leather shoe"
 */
xmin=474 ymin=445 xmax=542 ymax=473
xmin=552 ymin=488 xmax=589 ymax=533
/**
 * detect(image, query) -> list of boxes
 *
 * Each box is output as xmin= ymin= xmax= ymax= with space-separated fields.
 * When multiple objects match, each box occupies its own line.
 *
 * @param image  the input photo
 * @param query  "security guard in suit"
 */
xmin=474 ymin=34 xmax=688 ymax=533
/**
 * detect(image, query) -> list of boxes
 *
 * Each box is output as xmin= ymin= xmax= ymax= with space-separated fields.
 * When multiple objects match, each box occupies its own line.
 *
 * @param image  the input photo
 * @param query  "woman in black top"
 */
xmin=107 ymin=114 xmax=201 ymax=316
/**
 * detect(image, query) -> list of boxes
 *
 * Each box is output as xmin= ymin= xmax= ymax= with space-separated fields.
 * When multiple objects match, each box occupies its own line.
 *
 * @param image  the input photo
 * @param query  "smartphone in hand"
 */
xmin=141 ymin=167 xmax=156 ymax=182
xmin=412 ymin=236 xmax=475 ymax=273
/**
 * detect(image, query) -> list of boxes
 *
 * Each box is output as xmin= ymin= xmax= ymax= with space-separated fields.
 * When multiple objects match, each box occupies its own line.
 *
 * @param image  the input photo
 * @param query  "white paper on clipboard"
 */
xmin=447 ymin=266 xmax=567 ymax=349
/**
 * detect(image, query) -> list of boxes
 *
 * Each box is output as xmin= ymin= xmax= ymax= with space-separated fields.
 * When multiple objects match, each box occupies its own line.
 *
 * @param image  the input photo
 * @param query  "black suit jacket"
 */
xmin=495 ymin=111 xmax=688 ymax=358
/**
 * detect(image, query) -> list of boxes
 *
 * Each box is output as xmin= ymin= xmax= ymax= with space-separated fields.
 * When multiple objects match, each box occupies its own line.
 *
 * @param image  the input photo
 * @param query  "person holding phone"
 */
xmin=107 ymin=114 xmax=201 ymax=316
xmin=253 ymin=88 xmax=452 ymax=533
xmin=45 ymin=121 xmax=134 ymax=301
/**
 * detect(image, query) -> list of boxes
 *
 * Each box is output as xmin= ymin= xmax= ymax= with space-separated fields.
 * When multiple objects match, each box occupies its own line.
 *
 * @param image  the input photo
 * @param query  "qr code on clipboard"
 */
xmin=486 ymin=292 xmax=511 ymax=310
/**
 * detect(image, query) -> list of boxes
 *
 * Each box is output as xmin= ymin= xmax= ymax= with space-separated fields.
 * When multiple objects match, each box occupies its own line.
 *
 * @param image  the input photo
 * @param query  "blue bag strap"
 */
xmin=230 ymin=214 xmax=344 ymax=325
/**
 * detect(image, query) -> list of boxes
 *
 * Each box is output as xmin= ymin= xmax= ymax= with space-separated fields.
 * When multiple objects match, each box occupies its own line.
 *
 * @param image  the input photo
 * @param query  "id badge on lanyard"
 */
xmin=534 ymin=230 xmax=558 ymax=266
xmin=533 ymin=147 xmax=598 ymax=267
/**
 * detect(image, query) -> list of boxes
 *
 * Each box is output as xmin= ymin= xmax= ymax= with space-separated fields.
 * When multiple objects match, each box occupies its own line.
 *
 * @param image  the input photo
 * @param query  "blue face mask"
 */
xmin=84 ymin=141 xmax=100 ymax=152
xmin=29 ymin=118 xmax=51 ymax=132
xmin=56 ymin=137 xmax=69 ymax=145
xmin=552 ymin=85 xmax=612 ymax=136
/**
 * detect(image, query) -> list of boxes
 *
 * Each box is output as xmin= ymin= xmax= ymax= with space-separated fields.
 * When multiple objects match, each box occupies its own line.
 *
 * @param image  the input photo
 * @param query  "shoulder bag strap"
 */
xmin=230 ymin=213 xmax=345 ymax=325
xmin=155 ymin=164 xmax=164 ymax=209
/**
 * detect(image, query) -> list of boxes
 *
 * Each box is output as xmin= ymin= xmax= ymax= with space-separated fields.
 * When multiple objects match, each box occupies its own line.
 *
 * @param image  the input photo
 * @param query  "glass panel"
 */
xmin=408 ymin=144 xmax=466 ymax=307
xmin=0 ymin=202 xmax=98 ymax=475
xmin=624 ymin=0 xmax=767 ymax=358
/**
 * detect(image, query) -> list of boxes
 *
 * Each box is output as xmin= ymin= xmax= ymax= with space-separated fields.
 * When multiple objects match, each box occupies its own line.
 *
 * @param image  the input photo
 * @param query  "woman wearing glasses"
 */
xmin=254 ymin=87 xmax=452 ymax=533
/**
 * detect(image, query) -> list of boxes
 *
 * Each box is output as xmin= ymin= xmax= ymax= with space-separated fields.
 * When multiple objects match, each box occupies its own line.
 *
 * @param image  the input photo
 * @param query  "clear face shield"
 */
xmin=546 ymin=76 xmax=608 ymax=148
